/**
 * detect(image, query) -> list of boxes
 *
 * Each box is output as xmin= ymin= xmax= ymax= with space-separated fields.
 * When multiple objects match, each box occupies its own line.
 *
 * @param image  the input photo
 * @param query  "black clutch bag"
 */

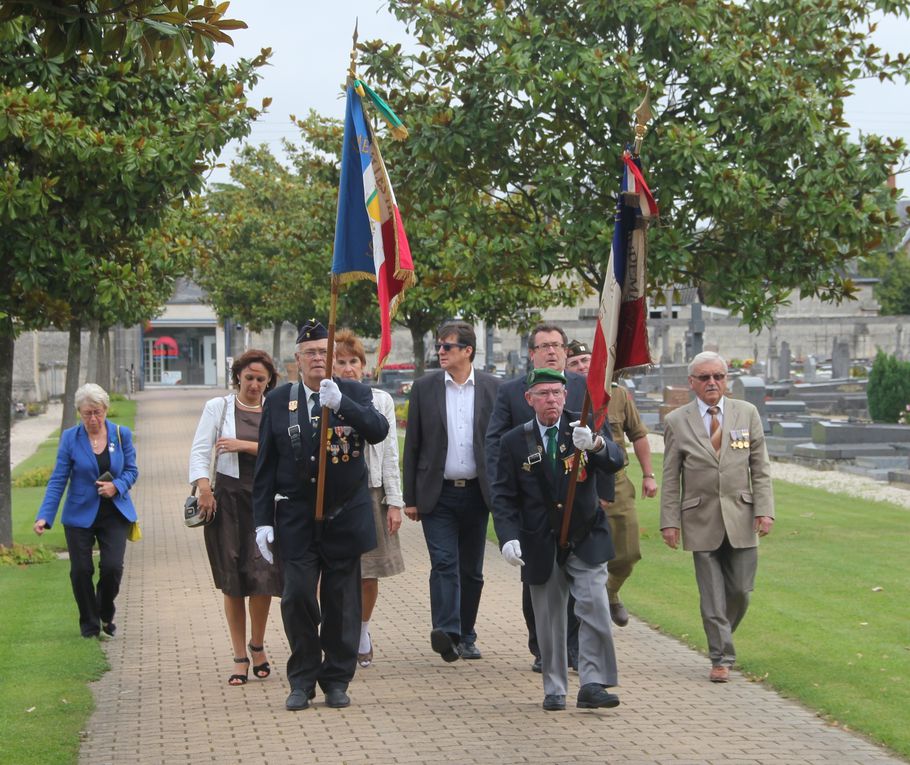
xmin=184 ymin=487 xmax=211 ymax=528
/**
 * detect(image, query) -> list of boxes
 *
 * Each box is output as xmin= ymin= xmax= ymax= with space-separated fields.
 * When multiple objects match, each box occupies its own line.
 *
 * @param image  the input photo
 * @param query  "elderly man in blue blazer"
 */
xmin=492 ymin=367 xmax=625 ymax=712
xmin=35 ymin=383 xmax=138 ymax=639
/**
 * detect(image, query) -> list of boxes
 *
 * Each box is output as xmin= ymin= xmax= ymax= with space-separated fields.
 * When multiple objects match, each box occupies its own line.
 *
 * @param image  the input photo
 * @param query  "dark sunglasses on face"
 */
xmin=692 ymin=373 xmax=726 ymax=382
xmin=435 ymin=342 xmax=468 ymax=352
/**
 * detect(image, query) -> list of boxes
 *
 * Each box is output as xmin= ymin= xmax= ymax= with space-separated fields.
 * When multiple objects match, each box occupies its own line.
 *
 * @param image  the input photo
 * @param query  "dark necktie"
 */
xmin=310 ymin=392 xmax=320 ymax=430
xmin=545 ymin=426 xmax=559 ymax=468
xmin=708 ymin=405 xmax=722 ymax=454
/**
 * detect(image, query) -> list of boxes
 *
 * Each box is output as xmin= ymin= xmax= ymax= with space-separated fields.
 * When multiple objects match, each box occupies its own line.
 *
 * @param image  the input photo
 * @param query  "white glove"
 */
xmin=570 ymin=420 xmax=602 ymax=452
xmin=255 ymin=525 xmax=274 ymax=564
xmin=501 ymin=539 xmax=525 ymax=567
xmin=319 ymin=378 xmax=342 ymax=411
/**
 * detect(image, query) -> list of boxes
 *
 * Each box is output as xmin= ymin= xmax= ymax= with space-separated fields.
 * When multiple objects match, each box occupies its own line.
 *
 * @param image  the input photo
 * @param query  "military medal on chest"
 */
xmin=729 ymin=429 xmax=750 ymax=449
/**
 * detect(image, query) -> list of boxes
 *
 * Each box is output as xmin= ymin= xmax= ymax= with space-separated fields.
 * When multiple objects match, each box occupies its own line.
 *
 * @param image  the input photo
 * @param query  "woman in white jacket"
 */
xmin=189 ymin=349 xmax=283 ymax=685
xmin=333 ymin=330 xmax=405 ymax=668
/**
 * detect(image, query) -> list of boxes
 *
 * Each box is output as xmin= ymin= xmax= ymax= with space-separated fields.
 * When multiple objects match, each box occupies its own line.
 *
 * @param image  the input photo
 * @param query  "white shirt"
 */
xmin=443 ymin=368 xmax=477 ymax=480
xmin=697 ymin=396 xmax=725 ymax=438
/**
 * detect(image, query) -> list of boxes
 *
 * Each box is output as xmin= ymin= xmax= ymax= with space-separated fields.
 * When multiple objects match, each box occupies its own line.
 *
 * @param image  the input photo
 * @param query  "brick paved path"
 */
xmin=77 ymin=389 xmax=905 ymax=764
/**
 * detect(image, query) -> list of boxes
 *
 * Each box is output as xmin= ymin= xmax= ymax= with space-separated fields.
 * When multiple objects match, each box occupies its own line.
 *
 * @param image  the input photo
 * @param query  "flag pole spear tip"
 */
xmin=348 ymin=19 xmax=359 ymax=80
xmin=632 ymin=88 xmax=653 ymax=156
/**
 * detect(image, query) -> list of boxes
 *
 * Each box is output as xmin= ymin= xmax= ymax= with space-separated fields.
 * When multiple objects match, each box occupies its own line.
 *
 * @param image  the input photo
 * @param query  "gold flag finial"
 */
xmin=632 ymin=89 xmax=653 ymax=156
xmin=348 ymin=19 xmax=359 ymax=81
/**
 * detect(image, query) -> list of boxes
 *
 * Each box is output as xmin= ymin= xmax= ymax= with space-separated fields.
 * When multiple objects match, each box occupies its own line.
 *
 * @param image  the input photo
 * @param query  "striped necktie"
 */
xmin=707 ymin=406 xmax=722 ymax=454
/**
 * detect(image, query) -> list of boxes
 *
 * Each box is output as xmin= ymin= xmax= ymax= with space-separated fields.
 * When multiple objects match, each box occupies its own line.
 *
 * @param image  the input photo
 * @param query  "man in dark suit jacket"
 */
xmin=253 ymin=320 xmax=388 ymax=711
xmin=403 ymin=320 xmax=501 ymax=662
xmin=485 ymin=323 xmax=606 ymax=670
xmin=492 ymin=367 xmax=626 ymax=711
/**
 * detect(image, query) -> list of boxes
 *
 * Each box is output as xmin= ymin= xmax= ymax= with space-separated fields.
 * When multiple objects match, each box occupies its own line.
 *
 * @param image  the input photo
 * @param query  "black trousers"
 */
xmin=281 ymin=547 xmax=362 ymax=694
xmin=63 ymin=504 xmax=130 ymax=637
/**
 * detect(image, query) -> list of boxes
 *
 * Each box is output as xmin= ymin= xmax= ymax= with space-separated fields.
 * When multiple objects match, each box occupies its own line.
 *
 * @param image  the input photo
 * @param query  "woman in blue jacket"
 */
xmin=34 ymin=383 xmax=139 ymax=639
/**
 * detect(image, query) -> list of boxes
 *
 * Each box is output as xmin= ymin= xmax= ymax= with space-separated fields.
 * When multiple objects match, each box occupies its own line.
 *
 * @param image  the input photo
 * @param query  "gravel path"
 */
xmin=646 ymin=433 xmax=910 ymax=510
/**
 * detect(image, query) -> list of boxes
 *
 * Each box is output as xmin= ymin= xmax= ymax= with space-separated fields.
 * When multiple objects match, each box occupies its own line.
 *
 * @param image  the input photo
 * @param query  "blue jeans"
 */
xmin=420 ymin=481 xmax=488 ymax=644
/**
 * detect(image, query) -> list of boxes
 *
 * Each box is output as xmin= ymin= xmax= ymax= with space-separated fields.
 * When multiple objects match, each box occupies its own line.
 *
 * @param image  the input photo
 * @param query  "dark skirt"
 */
xmin=204 ymin=475 xmax=283 ymax=597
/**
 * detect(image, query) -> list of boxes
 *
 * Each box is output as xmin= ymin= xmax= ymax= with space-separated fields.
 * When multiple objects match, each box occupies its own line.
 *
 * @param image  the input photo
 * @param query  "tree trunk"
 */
xmin=97 ymin=327 xmax=111 ymax=391
xmin=0 ymin=323 xmax=14 ymax=547
xmin=86 ymin=319 xmax=99 ymax=382
xmin=61 ymin=319 xmax=82 ymax=432
xmin=272 ymin=322 xmax=282 ymax=364
xmin=411 ymin=325 xmax=427 ymax=377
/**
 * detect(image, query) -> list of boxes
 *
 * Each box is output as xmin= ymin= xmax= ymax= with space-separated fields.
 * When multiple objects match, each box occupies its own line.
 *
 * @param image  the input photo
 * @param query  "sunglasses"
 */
xmin=692 ymin=373 xmax=726 ymax=382
xmin=435 ymin=342 xmax=468 ymax=352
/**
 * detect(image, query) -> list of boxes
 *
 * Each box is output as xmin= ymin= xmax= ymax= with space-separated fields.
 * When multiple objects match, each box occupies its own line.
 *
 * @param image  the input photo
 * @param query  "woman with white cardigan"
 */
xmin=189 ymin=349 xmax=283 ymax=686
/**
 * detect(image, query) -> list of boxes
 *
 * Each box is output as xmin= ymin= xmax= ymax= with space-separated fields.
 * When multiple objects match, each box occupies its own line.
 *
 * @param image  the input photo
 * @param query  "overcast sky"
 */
xmin=210 ymin=1 xmax=910 ymax=194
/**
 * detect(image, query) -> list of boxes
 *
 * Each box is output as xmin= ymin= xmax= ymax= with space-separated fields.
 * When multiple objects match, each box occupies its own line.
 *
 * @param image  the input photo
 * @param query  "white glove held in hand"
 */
xmin=501 ymin=539 xmax=525 ymax=567
xmin=570 ymin=420 xmax=601 ymax=452
xmin=319 ymin=378 xmax=342 ymax=411
xmin=255 ymin=525 xmax=274 ymax=564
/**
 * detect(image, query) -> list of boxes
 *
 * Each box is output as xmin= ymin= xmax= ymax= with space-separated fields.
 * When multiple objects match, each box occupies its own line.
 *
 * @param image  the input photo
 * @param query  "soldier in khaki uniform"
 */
xmin=566 ymin=341 xmax=658 ymax=626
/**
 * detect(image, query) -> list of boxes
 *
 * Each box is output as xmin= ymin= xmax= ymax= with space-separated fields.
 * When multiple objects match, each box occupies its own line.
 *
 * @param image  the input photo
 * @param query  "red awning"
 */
xmin=152 ymin=336 xmax=179 ymax=358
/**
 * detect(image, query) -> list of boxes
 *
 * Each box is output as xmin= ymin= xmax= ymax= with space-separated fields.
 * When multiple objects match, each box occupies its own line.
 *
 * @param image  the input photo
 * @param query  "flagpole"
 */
xmin=314 ymin=23 xmax=359 ymax=525
xmin=558 ymin=89 xmax=653 ymax=553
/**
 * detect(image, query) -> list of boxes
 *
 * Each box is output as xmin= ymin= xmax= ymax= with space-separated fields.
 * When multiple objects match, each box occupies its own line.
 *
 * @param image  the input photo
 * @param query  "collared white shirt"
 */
xmin=697 ymin=396 xmax=725 ymax=438
xmin=303 ymin=383 xmax=319 ymax=418
xmin=443 ymin=368 xmax=477 ymax=480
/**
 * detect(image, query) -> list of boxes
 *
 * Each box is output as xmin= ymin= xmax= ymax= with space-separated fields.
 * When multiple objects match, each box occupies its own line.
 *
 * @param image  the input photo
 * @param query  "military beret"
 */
xmin=566 ymin=339 xmax=591 ymax=358
xmin=296 ymin=319 xmax=328 ymax=344
xmin=526 ymin=367 xmax=567 ymax=388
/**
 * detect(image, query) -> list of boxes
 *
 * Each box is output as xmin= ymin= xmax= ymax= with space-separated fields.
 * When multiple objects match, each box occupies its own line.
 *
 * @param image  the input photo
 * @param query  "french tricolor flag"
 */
xmin=587 ymin=151 xmax=657 ymax=427
xmin=332 ymin=82 xmax=414 ymax=369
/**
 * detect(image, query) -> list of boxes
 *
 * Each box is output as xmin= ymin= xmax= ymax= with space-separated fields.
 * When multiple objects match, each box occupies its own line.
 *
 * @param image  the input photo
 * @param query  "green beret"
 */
xmin=566 ymin=339 xmax=590 ymax=358
xmin=526 ymin=367 xmax=567 ymax=387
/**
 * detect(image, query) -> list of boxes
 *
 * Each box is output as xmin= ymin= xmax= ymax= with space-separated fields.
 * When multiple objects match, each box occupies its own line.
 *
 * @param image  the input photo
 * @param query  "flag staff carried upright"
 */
xmin=558 ymin=92 xmax=658 ymax=552
xmin=314 ymin=22 xmax=415 ymax=524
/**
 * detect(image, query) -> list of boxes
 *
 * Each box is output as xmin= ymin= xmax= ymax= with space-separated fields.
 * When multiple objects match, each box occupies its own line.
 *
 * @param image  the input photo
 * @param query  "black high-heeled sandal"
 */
xmin=228 ymin=657 xmax=250 ymax=686
xmin=248 ymin=643 xmax=271 ymax=679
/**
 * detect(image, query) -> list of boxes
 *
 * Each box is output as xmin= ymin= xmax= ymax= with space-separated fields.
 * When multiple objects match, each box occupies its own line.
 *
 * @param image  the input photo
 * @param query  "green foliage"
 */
xmin=11 ymin=467 xmax=52 ymax=489
xmin=366 ymin=0 xmax=910 ymax=330
xmin=394 ymin=400 xmax=409 ymax=426
xmin=867 ymin=349 xmax=910 ymax=422
xmin=868 ymin=249 xmax=910 ymax=315
xmin=0 ymin=542 xmax=56 ymax=565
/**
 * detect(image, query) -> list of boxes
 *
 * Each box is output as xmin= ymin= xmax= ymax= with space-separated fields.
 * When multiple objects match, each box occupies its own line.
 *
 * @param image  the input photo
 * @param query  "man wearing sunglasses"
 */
xmin=403 ymin=321 xmax=501 ymax=662
xmin=660 ymin=351 xmax=775 ymax=684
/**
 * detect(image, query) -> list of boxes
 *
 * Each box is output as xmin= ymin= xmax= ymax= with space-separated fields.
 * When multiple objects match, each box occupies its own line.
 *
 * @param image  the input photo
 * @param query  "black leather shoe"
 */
xmin=577 ymin=683 xmax=620 ymax=709
xmin=542 ymin=694 xmax=566 ymax=711
xmin=609 ymin=601 xmax=630 ymax=627
xmin=101 ymin=622 xmax=116 ymax=638
xmin=531 ymin=656 xmax=542 ymax=673
xmin=457 ymin=641 xmax=482 ymax=660
xmin=324 ymin=687 xmax=351 ymax=708
xmin=285 ymin=689 xmax=313 ymax=711
xmin=430 ymin=629 xmax=460 ymax=662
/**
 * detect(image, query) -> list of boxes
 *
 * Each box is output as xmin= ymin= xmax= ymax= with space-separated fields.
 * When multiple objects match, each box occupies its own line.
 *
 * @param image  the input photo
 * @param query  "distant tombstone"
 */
xmin=779 ymin=341 xmax=792 ymax=381
xmin=730 ymin=375 xmax=770 ymax=432
xmin=673 ymin=341 xmax=683 ymax=364
xmin=804 ymin=354 xmax=817 ymax=381
xmin=832 ymin=339 xmax=850 ymax=379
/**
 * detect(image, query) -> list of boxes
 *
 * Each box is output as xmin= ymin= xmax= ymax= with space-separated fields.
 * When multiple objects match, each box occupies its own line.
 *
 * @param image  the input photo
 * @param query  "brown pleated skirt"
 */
xmin=204 ymin=475 xmax=283 ymax=597
xmin=360 ymin=487 xmax=405 ymax=579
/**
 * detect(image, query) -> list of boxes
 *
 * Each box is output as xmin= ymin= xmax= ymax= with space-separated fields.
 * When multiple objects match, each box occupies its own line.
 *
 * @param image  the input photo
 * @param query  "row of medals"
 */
xmin=729 ymin=429 xmax=750 ymax=449
xmin=326 ymin=426 xmax=361 ymax=463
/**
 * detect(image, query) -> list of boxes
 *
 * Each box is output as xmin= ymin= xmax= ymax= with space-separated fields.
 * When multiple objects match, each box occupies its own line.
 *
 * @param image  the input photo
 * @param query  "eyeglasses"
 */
xmin=298 ymin=349 xmax=328 ymax=359
xmin=532 ymin=342 xmax=565 ymax=351
xmin=435 ymin=342 xmax=468 ymax=353
xmin=80 ymin=409 xmax=106 ymax=419
xmin=692 ymin=373 xmax=726 ymax=382
xmin=529 ymin=387 xmax=565 ymax=399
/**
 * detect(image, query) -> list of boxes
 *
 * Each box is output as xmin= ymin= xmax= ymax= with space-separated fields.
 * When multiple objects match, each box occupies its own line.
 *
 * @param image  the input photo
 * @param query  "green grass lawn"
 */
xmin=0 ymin=400 xmax=136 ymax=764
xmin=625 ymin=454 xmax=910 ymax=759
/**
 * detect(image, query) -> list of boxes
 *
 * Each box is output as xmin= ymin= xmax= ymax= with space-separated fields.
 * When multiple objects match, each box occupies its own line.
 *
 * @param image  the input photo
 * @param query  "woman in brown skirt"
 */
xmin=189 ymin=349 xmax=283 ymax=685
xmin=334 ymin=330 xmax=405 ymax=667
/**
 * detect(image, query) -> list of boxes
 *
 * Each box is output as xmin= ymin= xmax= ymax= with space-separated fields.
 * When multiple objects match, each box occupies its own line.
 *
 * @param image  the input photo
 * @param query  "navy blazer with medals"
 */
xmin=252 ymin=377 xmax=388 ymax=560
xmin=484 ymin=370 xmax=616 ymax=501
xmin=491 ymin=409 xmax=625 ymax=585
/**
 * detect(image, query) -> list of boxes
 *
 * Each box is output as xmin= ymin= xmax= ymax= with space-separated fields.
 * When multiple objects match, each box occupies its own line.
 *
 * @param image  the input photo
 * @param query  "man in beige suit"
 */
xmin=660 ymin=351 xmax=774 ymax=683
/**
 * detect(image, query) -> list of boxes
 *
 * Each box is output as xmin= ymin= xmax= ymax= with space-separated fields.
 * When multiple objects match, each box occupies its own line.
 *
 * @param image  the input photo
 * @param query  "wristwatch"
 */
xmin=643 ymin=473 xmax=656 ymax=479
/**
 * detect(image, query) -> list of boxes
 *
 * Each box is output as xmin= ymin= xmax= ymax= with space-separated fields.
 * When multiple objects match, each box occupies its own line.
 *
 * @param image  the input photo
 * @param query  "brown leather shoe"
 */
xmin=609 ymin=601 xmax=630 ymax=627
xmin=709 ymin=665 xmax=730 ymax=683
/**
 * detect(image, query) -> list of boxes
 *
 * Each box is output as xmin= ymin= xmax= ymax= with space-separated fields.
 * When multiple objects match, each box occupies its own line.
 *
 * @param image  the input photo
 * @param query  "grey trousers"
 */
xmin=529 ymin=553 xmax=618 ymax=696
xmin=692 ymin=537 xmax=757 ymax=668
